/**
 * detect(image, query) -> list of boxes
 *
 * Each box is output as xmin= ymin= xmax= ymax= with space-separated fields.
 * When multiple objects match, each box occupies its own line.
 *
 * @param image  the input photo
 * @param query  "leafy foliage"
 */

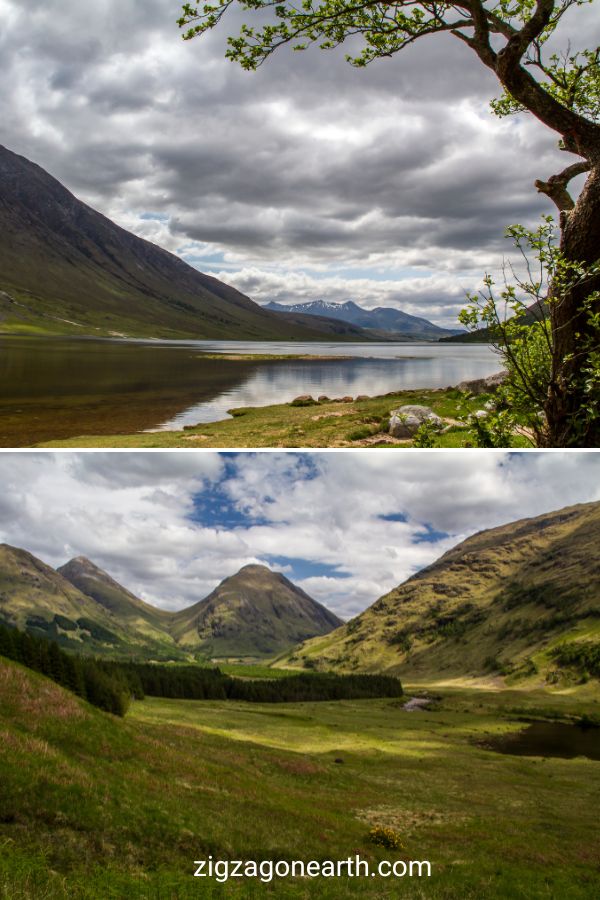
xmin=412 ymin=420 xmax=440 ymax=447
xmin=460 ymin=217 xmax=600 ymax=446
xmin=491 ymin=45 xmax=600 ymax=124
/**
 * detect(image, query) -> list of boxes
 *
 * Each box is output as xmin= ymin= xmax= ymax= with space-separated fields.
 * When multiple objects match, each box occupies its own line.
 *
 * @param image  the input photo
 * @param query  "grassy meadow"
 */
xmin=1 ymin=655 xmax=599 ymax=899
xmin=37 ymin=388 xmax=530 ymax=449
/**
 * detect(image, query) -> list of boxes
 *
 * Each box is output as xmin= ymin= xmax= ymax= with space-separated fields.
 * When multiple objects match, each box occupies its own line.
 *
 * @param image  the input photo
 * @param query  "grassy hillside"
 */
xmin=0 ymin=544 xmax=133 ymax=655
xmin=1 ymin=655 xmax=599 ymax=898
xmin=0 ymin=545 xmax=186 ymax=660
xmin=281 ymin=502 xmax=600 ymax=685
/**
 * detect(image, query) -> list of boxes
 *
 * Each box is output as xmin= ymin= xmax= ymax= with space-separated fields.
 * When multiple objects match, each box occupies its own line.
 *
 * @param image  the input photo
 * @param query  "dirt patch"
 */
xmin=357 ymin=433 xmax=410 ymax=446
xmin=356 ymin=805 xmax=470 ymax=834
xmin=274 ymin=757 xmax=326 ymax=776
xmin=443 ymin=417 xmax=468 ymax=428
xmin=311 ymin=409 xmax=357 ymax=421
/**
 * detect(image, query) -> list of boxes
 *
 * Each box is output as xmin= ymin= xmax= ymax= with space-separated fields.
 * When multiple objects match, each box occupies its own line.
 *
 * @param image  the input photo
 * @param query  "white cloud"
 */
xmin=0 ymin=452 xmax=598 ymax=619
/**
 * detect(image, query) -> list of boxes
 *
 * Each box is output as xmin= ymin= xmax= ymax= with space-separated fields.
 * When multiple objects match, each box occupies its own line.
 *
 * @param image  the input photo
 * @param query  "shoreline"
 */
xmin=36 ymin=384 xmax=528 ymax=450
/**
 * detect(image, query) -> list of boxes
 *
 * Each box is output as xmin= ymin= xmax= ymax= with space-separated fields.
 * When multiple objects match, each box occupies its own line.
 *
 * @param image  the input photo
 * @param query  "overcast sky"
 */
xmin=1 ymin=451 xmax=598 ymax=618
xmin=1 ymin=1 xmax=597 ymax=327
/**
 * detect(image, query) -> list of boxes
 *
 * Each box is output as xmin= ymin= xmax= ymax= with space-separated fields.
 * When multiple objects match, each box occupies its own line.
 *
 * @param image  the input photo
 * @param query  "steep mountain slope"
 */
xmin=0 ymin=544 xmax=159 ymax=656
xmin=171 ymin=564 xmax=343 ymax=657
xmin=57 ymin=556 xmax=175 ymax=647
xmin=282 ymin=502 xmax=600 ymax=683
xmin=1 ymin=548 xmax=341 ymax=660
xmin=0 ymin=145 xmax=369 ymax=341
xmin=264 ymin=299 xmax=463 ymax=340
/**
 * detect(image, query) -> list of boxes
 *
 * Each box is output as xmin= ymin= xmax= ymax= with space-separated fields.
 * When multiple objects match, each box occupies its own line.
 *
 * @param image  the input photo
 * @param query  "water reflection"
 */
xmin=0 ymin=336 xmax=499 ymax=445
xmin=480 ymin=721 xmax=600 ymax=761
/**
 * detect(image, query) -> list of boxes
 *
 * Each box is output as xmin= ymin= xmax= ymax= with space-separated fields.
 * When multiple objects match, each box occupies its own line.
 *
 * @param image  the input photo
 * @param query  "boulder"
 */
xmin=389 ymin=405 xmax=443 ymax=439
xmin=289 ymin=395 xmax=316 ymax=407
xmin=317 ymin=395 xmax=330 ymax=403
xmin=456 ymin=370 xmax=508 ymax=395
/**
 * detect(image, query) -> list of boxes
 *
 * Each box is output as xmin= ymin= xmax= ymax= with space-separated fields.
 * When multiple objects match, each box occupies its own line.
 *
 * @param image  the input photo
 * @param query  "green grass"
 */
xmin=37 ymin=388 xmax=530 ymax=448
xmin=217 ymin=663 xmax=298 ymax=679
xmin=2 ymin=656 xmax=600 ymax=898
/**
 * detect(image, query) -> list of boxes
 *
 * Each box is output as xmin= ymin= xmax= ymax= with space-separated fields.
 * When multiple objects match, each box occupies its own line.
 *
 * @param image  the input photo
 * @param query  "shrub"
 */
xmin=53 ymin=614 xmax=77 ymax=631
xmin=368 ymin=825 xmax=404 ymax=850
xmin=412 ymin=421 xmax=440 ymax=448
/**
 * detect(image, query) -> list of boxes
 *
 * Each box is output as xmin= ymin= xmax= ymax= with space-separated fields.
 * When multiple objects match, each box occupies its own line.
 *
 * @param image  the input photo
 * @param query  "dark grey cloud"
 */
xmin=1 ymin=0 xmax=598 ymax=325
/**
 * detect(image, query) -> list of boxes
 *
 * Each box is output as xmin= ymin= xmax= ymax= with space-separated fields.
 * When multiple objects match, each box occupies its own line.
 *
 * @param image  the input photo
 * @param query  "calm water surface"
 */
xmin=481 ymin=722 xmax=600 ymax=761
xmin=0 ymin=336 xmax=499 ymax=446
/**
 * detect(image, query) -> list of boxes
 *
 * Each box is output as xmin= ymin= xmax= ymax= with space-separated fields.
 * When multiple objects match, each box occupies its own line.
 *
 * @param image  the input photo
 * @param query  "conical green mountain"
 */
xmin=282 ymin=501 xmax=600 ymax=683
xmin=171 ymin=564 xmax=343 ymax=657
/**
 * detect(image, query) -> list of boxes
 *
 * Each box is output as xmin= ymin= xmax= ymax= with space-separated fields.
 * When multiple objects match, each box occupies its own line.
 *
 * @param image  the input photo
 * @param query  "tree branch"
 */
xmin=535 ymin=161 xmax=591 ymax=211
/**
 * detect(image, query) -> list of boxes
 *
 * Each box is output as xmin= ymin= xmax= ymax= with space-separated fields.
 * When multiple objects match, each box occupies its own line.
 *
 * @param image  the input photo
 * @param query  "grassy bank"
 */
xmin=38 ymin=388 xmax=530 ymax=448
xmin=1 ymin=656 xmax=599 ymax=898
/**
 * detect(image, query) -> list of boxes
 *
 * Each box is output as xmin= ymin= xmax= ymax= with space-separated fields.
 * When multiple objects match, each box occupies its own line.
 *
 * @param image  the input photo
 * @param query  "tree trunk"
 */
xmin=543 ymin=164 xmax=600 ymax=447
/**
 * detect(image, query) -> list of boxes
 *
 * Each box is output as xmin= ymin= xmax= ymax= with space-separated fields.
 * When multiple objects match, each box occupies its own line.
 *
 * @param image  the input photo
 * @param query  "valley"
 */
xmin=2 ymin=494 xmax=600 ymax=896
xmin=1 ymin=655 xmax=598 ymax=899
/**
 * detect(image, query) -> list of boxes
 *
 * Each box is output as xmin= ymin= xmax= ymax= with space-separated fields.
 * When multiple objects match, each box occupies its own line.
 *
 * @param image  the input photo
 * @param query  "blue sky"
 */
xmin=1 ymin=451 xmax=598 ymax=619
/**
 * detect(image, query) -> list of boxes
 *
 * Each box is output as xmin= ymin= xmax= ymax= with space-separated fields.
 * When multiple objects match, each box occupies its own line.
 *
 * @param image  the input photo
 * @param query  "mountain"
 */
xmin=264 ymin=299 xmax=463 ymax=340
xmin=170 ymin=565 xmax=342 ymax=657
xmin=281 ymin=502 xmax=600 ymax=684
xmin=0 ymin=544 xmax=144 ymax=656
xmin=0 ymin=145 xmax=371 ymax=341
xmin=0 ymin=547 xmax=341 ymax=660
xmin=57 ymin=556 xmax=175 ymax=648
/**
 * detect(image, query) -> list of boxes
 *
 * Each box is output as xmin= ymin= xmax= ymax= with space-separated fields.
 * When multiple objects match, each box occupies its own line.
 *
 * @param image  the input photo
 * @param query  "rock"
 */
xmin=473 ymin=409 xmax=488 ymax=419
xmin=289 ymin=395 xmax=316 ymax=407
xmin=389 ymin=405 xmax=443 ymax=438
xmin=317 ymin=395 xmax=330 ymax=403
xmin=456 ymin=370 xmax=508 ymax=395
xmin=355 ymin=395 xmax=370 ymax=402
xmin=332 ymin=396 xmax=354 ymax=403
